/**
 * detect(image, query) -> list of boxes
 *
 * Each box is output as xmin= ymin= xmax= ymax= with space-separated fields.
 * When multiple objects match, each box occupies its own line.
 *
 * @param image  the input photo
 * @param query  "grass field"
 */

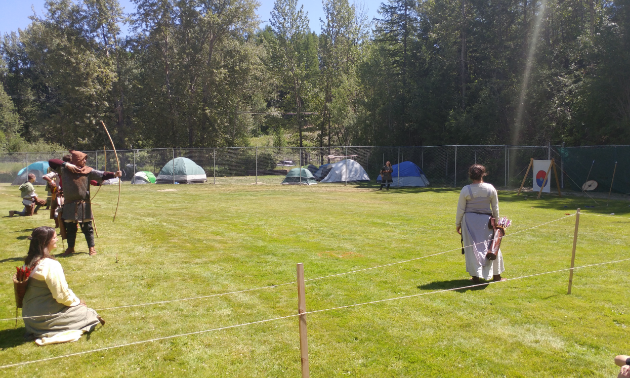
xmin=0 ymin=182 xmax=629 ymax=377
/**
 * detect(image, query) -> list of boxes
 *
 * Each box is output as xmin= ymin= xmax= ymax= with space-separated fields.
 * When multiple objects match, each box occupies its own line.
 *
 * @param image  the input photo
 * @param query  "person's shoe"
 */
xmin=63 ymin=248 xmax=75 ymax=256
xmin=89 ymin=247 xmax=97 ymax=256
xmin=493 ymin=275 xmax=507 ymax=282
xmin=470 ymin=276 xmax=480 ymax=283
xmin=379 ymin=187 xmax=382 ymax=190
xmin=9 ymin=211 xmax=15 ymax=217
xmin=97 ymin=315 xmax=105 ymax=326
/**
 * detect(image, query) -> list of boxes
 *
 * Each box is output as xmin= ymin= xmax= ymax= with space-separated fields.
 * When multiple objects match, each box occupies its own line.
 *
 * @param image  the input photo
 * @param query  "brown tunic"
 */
xmin=49 ymin=159 xmax=115 ymax=222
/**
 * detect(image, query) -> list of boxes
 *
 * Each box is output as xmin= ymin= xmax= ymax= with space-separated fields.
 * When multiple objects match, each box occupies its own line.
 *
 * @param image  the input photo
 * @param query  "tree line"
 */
xmin=1 ymin=0 xmax=629 ymax=152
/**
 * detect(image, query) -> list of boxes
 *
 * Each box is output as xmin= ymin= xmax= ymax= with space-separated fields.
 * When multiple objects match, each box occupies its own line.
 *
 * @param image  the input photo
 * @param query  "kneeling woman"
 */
xmin=22 ymin=226 xmax=104 ymax=339
xmin=455 ymin=164 xmax=505 ymax=282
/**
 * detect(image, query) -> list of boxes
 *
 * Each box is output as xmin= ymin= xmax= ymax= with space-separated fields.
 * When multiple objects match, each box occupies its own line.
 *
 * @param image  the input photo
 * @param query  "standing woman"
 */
xmin=455 ymin=164 xmax=505 ymax=282
xmin=22 ymin=226 xmax=104 ymax=339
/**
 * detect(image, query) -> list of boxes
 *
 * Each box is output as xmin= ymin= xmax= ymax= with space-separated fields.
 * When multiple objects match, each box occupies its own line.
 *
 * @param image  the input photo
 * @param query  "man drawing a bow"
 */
xmin=49 ymin=150 xmax=122 ymax=256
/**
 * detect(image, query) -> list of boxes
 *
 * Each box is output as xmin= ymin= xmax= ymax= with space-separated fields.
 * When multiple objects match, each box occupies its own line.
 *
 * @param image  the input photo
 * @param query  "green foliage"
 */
xmin=1 ymin=0 xmax=629 ymax=148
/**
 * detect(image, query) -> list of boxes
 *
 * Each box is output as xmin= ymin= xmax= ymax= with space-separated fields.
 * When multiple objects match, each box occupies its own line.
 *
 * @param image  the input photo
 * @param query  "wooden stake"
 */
xmin=297 ymin=263 xmax=310 ymax=378
xmin=567 ymin=208 xmax=581 ymax=295
xmin=607 ymin=161 xmax=618 ymax=206
xmin=518 ymin=158 xmax=533 ymax=195
xmin=537 ymin=159 xmax=554 ymax=199
xmin=552 ymin=159 xmax=562 ymax=197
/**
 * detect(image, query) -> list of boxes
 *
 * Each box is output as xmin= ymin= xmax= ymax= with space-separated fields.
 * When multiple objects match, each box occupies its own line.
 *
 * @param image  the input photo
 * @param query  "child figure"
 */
xmin=10 ymin=173 xmax=46 ymax=216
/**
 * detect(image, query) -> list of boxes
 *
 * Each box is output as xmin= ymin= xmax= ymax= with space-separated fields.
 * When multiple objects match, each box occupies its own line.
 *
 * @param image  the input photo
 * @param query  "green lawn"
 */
xmin=0 ymin=182 xmax=629 ymax=377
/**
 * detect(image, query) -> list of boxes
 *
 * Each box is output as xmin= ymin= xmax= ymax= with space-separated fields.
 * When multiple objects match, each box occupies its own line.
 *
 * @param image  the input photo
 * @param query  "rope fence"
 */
xmin=2 ymin=256 xmax=629 ymax=370
xmin=1 ymin=212 xmax=577 ymax=322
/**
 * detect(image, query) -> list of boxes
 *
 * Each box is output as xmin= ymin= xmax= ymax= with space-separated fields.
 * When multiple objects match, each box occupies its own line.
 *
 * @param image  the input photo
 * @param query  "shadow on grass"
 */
xmin=0 ymin=327 xmax=31 ymax=349
xmin=418 ymin=279 xmax=489 ymax=293
xmin=0 ymin=256 xmax=25 ymax=263
xmin=55 ymin=252 xmax=89 ymax=258
xmin=499 ymin=191 xmax=630 ymax=215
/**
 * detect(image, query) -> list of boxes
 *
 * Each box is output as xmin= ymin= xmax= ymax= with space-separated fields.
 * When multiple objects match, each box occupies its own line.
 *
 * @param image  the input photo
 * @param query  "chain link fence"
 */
xmin=0 ymin=145 xmax=626 ymax=194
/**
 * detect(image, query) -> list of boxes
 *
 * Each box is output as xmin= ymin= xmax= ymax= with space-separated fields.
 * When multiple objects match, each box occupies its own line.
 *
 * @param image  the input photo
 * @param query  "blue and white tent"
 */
xmin=12 ymin=161 xmax=50 ymax=185
xmin=377 ymin=161 xmax=430 ymax=187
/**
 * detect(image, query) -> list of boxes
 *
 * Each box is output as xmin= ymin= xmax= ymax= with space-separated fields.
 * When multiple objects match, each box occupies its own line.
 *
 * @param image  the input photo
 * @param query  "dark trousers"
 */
xmin=65 ymin=221 xmax=95 ymax=248
xmin=380 ymin=179 xmax=392 ymax=190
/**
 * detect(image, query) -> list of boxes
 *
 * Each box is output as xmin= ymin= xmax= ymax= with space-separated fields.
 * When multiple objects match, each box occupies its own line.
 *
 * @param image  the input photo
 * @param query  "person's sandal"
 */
xmin=493 ymin=275 xmax=507 ymax=282
xmin=97 ymin=316 xmax=105 ymax=326
xmin=62 ymin=248 xmax=74 ymax=256
xmin=89 ymin=248 xmax=97 ymax=256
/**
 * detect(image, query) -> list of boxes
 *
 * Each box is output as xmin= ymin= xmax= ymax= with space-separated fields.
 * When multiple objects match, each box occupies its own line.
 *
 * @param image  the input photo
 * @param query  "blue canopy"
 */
xmin=18 ymin=161 xmax=50 ymax=176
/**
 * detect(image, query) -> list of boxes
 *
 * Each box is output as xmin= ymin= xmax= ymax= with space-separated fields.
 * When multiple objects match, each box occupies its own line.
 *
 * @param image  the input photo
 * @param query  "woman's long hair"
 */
xmin=24 ymin=226 xmax=56 ymax=269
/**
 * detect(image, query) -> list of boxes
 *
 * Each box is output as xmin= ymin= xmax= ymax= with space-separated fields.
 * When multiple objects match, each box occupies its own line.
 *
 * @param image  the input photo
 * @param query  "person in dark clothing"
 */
xmin=49 ymin=150 xmax=121 ymax=256
xmin=380 ymin=161 xmax=393 ymax=190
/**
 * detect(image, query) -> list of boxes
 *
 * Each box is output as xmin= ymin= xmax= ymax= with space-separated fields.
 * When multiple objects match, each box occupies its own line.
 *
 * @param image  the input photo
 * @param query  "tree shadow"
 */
xmin=0 ymin=327 xmax=31 ymax=349
xmin=418 ymin=279 xmax=490 ymax=293
xmin=499 ymin=191 xmax=630 ymax=215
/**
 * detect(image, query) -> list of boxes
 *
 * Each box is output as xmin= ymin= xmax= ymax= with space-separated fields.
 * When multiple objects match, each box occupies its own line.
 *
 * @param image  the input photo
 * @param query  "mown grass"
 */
xmin=0 ymin=182 xmax=629 ymax=377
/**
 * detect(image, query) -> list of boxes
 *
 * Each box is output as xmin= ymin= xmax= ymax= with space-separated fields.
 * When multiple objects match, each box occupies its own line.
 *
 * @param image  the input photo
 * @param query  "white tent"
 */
xmin=320 ymin=159 xmax=370 ymax=183
xmin=102 ymin=177 xmax=120 ymax=185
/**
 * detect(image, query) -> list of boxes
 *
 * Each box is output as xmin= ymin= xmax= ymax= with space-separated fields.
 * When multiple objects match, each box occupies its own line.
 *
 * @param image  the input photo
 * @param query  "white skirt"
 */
xmin=462 ymin=213 xmax=504 ymax=279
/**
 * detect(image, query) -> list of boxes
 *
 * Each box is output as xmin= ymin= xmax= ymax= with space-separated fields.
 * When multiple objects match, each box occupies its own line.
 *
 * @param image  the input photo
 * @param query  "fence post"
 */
xmin=454 ymin=146 xmax=457 ymax=187
xmin=504 ymin=145 xmax=508 ymax=187
xmin=25 ymin=153 xmax=28 ymax=180
xmin=297 ymin=263 xmax=310 ymax=378
xmin=133 ymin=150 xmax=136 ymax=178
xmin=255 ymin=146 xmax=258 ymax=185
xmin=172 ymin=148 xmax=175 ymax=184
xmin=421 ymin=147 xmax=423 ymax=170
xmin=560 ymin=142 xmax=564 ymax=189
xmin=213 ymin=148 xmax=216 ymax=185
xmin=397 ymin=147 xmax=400 ymax=185
xmin=95 ymin=149 xmax=98 ymax=171
xmin=547 ymin=142 xmax=551 ymax=160
xmin=345 ymin=146 xmax=348 ymax=186
xmin=567 ymin=209 xmax=581 ymax=294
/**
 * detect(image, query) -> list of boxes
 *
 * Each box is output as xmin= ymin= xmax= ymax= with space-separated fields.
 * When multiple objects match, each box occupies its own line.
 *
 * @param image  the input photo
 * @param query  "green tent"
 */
xmin=157 ymin=157 xmax=207 ymax=184
xmin=131 ymin=171 xmax=157 ymax=184
xmin=282 ymin=168 xmax=317 ymax=185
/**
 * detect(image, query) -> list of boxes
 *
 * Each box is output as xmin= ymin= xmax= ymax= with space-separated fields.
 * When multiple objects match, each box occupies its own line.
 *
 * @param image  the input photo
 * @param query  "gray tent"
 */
xmin=282 ymin=168 xmax=317 ymax=185
xmin=157 ymin=157 xmax=207 ymax=184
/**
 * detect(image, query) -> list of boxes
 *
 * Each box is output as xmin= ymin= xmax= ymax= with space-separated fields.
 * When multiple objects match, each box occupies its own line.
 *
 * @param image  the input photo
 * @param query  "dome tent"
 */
xmin=282 ymin=168 xmax=317 ymax=185
xmin=131 ymin=171 xmax=157 ymax=184
xmin=313 ymin=164 xmax=332 ymax=181
xmin=12 ymin=161 xmax=50 ymax=185
xmin=157 ymin=157 xmax=207 ymax=184
xmin=320 ymin=159 xmax=370 ymax=183
xmin=306 ymin=164 xmax=319 ymax=175
xmin=102 ymin=177 xmax=121 ymax=185
xmin=377 ymin=161 xmax=430 ymax=187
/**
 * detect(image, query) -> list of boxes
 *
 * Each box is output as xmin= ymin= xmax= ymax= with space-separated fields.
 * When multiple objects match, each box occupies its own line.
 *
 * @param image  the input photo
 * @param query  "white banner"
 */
xmin=533 ymin=160 xmax=552 ymax=192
